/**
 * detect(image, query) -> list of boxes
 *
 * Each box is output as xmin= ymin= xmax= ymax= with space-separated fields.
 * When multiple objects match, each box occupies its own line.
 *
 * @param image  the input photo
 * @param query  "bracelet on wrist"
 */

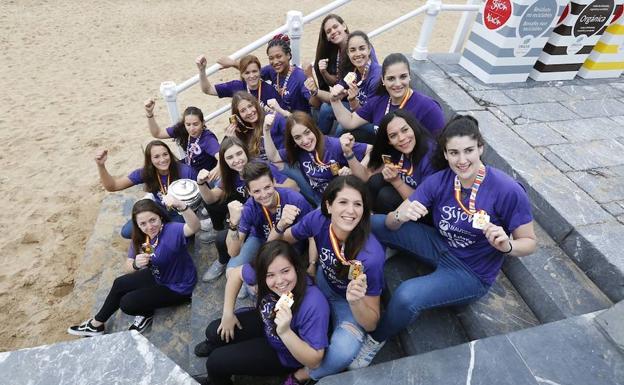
xmin=344 ymin=152 xmax=356 ymax=161
xmin=310 ymin=89 xmax=318 ymax=97
xmin=503 ymin=240 xmax=513 ymax=254
xmin=274 ymin=223 xmax=285 ymax=234
xmin=228 ymin=222 xmax=239 ymax=231
xmin=394 ymin=210 xmax=402 ymax=223
xmin=132 ymin=259 xmax=140 ymax=271
xmin=198 ymin=181 xmax=207 ymax=186
xmin=146 ymin=114 xmax=154 ymax=118
xmin=177 ymin=205 xmax=189 ymax=212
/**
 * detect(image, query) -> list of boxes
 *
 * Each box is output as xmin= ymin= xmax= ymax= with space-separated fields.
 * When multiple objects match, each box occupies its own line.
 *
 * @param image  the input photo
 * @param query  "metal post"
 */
xmin=287 ymin=10 xmax=304 ymax=67
xmin=449 ymin=0 xmax=482 ymax=53
xmin=412 ymin=0 xmax=442 ymax=61
xmin=159 ymin=81 xmax=180 ymax=125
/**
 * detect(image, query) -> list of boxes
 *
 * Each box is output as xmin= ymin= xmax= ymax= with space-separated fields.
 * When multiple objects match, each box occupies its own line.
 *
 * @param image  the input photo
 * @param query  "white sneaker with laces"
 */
xmin=348 ymin=334 xmax=386 ymax=370
xmin=202 ymin=259 xmax=226 ymax=282
xmin=128 ymin=315 xmax=153 ymax=334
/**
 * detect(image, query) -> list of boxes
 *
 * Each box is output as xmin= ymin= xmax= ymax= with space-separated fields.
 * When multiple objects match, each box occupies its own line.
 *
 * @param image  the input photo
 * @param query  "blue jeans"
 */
xmin=279 ymin=162 xmax=319 ymax=207
xmin=317 ymin=102 xmax=338 ymax=135
xmin=226 ymin=235 xmax=262 ymax=269
xmin=309 ymin=267 xmax=367 ymax=380
xmin=120 ymin=210 xmax=184 ymax=239
xmin=369 ymin=214 xmax=489 ymax=342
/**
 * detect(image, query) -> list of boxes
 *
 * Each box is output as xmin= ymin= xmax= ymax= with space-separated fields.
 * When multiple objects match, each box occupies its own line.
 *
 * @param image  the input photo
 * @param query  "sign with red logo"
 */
xmin=483 ymin=0 xmax=513 ymax=30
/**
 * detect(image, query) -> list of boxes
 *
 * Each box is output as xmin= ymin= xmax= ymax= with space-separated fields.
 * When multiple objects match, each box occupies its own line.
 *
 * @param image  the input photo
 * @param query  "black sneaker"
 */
xmin=67 ymin=319 xmax=105 ymax=337
xmin=128 ymin=315 xmax=153 ymax=333
xmin=194 ymin=340 xmax=218 ymax=357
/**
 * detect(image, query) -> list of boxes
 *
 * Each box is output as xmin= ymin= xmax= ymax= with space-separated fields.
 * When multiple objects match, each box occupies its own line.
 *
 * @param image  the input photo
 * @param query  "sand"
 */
xmin=0 ymin=0 xmax=464 ymax=351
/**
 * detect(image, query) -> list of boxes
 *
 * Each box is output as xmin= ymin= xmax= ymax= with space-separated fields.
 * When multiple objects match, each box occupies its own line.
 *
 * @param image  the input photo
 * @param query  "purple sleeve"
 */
xmin=497 ymin=181 xmax=533 ymax=233
xmin=410 ymin=171 xmax=440 ymax=208
xmin=290 ymin=209 xmax=322 ymax=241
xmin=354 ymin=96 xmax=376 ymax=123
xmin=294 ymin=287 xmax=330 ymax=350
xmin=352 ymin=142 xmax=368 ymax=161
xmin=238 ymin=199 xmax=256 ymax=236
xmin=270 ymin=113 xmax=286 ymax=150
xmin=361 ymin=237 xmax=385 ymax=296
xmin=179 ymin=163 xmax=199 ymax=181
xmin=362 ymin=65 xmax=381 ymax=102
xmin=420 ymin=99 xmax=445 ymax=136
xmin=261 ymin=65 xmax=273 ymax=81
xmin=127 ymin=168 xmax=143 ymax=185
xmin=127 ymin=243 xmax=136 ymax=259
xmin=165 ymin=126 xmax=175 ymax=138
xmin=270 ymin=163 xmax=288 ymax=184
xmin=215 ymin=80 xmax=244 ymax=98
xmin=278 ymin=148 xmax=288 ymax=162
xmin=204 ymin=130 xmax=221 ymax=157
xmin=241 ymin=263 xmax=257 ymax=285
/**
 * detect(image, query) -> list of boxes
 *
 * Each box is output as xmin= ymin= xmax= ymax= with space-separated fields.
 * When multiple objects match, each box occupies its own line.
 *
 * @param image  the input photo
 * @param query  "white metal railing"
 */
xmin=160 ymin=0 xmax=483 ymax=124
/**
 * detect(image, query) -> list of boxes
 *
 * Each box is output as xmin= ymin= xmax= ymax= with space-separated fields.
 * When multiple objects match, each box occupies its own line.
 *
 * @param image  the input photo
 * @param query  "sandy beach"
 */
xmin=0 ymin=0 xmax=464 ymax=351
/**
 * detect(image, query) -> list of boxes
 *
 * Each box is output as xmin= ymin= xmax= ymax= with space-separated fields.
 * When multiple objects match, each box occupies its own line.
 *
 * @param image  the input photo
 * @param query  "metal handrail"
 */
xmin=160 ymin=0 xmax=484 ymax=124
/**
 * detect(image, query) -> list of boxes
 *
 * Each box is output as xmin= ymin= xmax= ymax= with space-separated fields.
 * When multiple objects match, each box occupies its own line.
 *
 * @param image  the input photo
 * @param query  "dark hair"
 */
xmin=130 ymin=199 xmax=170 ymax=256
xmin=432 ymin=114 xmax=484 ymax=170
xmin=142 ymin=140 xmax=180 ymax=194
xmin=266 ymin=34 xmax=292 ymax=60
xmin=368 ymin=109 xmax=432 ymax=170
xmin=238 ymin=55 xmax=262 ymax=82
xmin=340 ymin=30 xmax=372 ymax=76
xmin=321 ymin=176 xmax=371 ymax=271
xmin=242 ymin=161 xmax=274 ymax=189
xmin=314 ymin=14 xmax=349 ymax=91
xmin=284 ymin=111 xmax=325 ymax=165
xmin=231 ymin=91 xmax=265 ymax=157
xmin=253 ymin=240 xmax=308 ymax=316
xmin=375 ymin=53 xmax=411 ymax=95
xmin=170 ymin=106 xmax=205 ymax=149
xmin=218 ymin=136 xmax=250 ymax=202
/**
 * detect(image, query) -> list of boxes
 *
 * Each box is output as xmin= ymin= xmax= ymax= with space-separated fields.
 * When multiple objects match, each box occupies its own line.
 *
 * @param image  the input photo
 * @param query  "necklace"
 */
xmin=185 ymin=133 xmax=201 ymax=165
xmin=328 ymin=223 xmax=349 ymax=265
xmin=246 ymin=81 xmax=262 ymax=103
xmin=157 ymin=173 xmax=170 ymax=195
xmin=261 ymin=192 xmax=281 ymax=230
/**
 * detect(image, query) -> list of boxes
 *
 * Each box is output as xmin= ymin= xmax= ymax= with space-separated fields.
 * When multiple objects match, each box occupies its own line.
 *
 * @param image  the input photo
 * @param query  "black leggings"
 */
xmin=215 ymin=229 xmax=231 ymax=265
xmin=94 ymin=268 xmax=190 ymax=323
xmin=205 ymin=309 xmax=295 ymax=385
xmin=367 ymin=173 xmax=404 ymax=214
xmin=204 ymin=193 xmax=246 ymax=231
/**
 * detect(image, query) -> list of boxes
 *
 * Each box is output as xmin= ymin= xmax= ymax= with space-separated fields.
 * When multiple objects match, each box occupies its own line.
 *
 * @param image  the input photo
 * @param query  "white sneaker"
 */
xmin=348 ymin=334 xmax=385 ymax=370
xmin=202 ymin=259 xmax=226 ymax=282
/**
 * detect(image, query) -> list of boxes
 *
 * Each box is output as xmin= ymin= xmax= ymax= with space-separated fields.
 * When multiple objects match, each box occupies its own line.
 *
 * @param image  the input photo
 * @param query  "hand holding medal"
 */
xmin=274 ymin=292 xmax=294 ymax=335
xmin=346 ymin=273 xmax=367 ymax=303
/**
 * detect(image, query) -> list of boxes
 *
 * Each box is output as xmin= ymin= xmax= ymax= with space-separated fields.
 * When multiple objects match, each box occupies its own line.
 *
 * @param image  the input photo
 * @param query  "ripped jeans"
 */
xmin=309 ymin=267 xmax=366 ymax=380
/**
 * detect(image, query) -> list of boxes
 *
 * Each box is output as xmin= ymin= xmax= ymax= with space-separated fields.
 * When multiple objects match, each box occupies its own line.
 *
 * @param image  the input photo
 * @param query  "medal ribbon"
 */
xmin=311 ymin=151 xmax=330 ymax=168
xmin=454 ymin=164 xmax=486 ymax=215
xmin=384 ymin=88 xmax=413 ymax=115
xmin=247 ymin=81 xmax=262 ymax=103
xmin=397 ymin=154 xmax=413 ymax=176
xmin=157 ymin=173 xmax=170 ymax=195
xmin=261 ymin=192 xmax=281 ymax=230
xmin=276 ymin=66 xmax=293 ymax=97
xmin=328 ymin=223 xmax=350 ymax=266
xmin=143 ymin=230 xmax=160 ymax=255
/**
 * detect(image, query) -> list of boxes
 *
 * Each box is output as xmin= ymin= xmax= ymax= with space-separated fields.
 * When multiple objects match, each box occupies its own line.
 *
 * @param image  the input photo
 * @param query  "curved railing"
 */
xmin=159 ymin=0 xmax=483 ymax=124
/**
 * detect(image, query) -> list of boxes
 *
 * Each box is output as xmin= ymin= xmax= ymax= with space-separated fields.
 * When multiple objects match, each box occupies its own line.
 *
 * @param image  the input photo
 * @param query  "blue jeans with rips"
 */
xmin=369 ymin=214 xmax=489 ymax=343
xmin=309 ymin=267 xmax=367 ymax=380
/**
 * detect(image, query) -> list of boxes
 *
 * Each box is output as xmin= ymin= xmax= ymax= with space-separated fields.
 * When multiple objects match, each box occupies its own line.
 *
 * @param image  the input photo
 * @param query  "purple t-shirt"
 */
xmin=382 ymin=143 xmax=436 ymax=190
xmin=290 ymin=209 xmax=385 ymax=296
xmin=128 ymin=222 xmax=197 ymax=295
xmin=356 ymin=90 xmax=445 ymax=137
xmin=165 ymin=127 xmax=220 ymax=173
xmin=279 ymin=136 xmax=367 ymax=197
xmin=261 ymin=65 xmax=311 ymax=113
xmin=241 ymin=264 xmax=330 ymax=368
xmin=239 ymin=187 xmax=312 ymax=240
xmin=218 ymin=160 xmax=289 ymax=199
xmin=215 ymin=79 xmax=282 ymax=108
xmin=338 ymin=60 xmax=382 ymax=108
xmin=128 ymin=163 xmax=198 ymax=210
xmin=266 ymin=113 xmax=287 ymax=152
xmin=411 ymin=166 xmax=533 ymax=284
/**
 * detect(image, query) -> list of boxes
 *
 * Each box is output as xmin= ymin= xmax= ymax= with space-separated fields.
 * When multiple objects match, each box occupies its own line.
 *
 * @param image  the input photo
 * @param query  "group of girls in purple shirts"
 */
xmin=67 ymin=13 xmax=537 ymax=385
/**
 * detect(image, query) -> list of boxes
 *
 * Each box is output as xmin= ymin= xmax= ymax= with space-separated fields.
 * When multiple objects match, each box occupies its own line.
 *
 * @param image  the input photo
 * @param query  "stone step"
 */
xmin=383 ymin=254 xmax=468 ymax=356
xmin=502 ymin=222 xmax=612 ymax=323
xmin=316 ymin=307 xmax=624 ymax=385
xmin=455 ymin=271 xmax=539 ymax=340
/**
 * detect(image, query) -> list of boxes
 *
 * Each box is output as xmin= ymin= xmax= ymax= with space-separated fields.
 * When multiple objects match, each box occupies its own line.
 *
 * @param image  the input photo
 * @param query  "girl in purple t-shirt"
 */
xmin=144 ymin=99 xmax=220 ymax=177
xmin=313 ymin=14 xmax=350 ymax=91
xmin=264 ymin=111 xmax=370 ymax=204
xmin=332 ymin=53 xmax=446 ymax=140
xmin=68 ymin=197 xmax=201 ymax=336
xmin=94 ymin=140 xmax=198 ymax=239
xmin=194 ymin=240 xmax=330 ymax=385
xmin=198 ymin=137 xmax=297 ymax=283
xmin=225 ymin=91 xmax=287 ymax=161
xmin=350 ymin=115 xmax=537 ymax=369
xmin=196 ymin=53 xmax=281 ymax=108
xmin=349 ymin=109 xmax=437 ymax=214
xmin=273 ymin=176 xmax=385 ymax=381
